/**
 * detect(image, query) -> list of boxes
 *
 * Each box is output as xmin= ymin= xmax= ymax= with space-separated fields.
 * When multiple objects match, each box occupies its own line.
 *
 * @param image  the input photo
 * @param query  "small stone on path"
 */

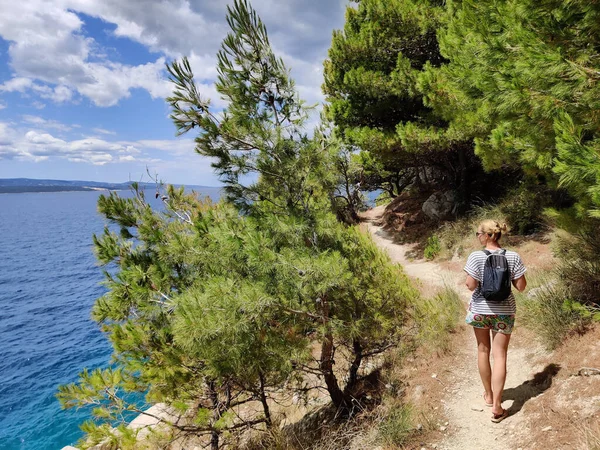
xmin=542 ymin=426 xmax=553 ymax=432
xmin=471 ymin=405 xmax=484 ymax=412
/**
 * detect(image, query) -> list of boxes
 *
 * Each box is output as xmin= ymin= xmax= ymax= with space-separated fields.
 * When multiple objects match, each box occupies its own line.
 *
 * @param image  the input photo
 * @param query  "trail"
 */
xmin=362 ymin=206 xmax=550 ymax=450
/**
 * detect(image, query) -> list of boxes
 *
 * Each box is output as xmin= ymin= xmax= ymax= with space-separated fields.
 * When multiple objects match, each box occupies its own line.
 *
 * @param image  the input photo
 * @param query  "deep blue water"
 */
xmin=0 ymin=189 xmax=220 ymax=450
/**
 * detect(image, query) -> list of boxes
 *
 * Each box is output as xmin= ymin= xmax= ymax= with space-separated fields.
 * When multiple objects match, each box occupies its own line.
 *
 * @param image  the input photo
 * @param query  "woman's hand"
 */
xmin=465 ymin=275 xmax=478 ymax=291
xmin=512 ymin=275 xmax=527 ymax=292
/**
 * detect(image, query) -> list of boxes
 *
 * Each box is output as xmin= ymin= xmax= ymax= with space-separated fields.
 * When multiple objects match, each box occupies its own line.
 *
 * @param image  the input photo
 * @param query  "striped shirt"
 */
xmin=464 ymin=249 xmax=527 ymax=315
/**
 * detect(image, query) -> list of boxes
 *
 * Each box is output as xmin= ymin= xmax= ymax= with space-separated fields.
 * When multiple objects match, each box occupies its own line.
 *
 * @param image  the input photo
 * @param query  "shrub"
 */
xmin=375 ymin=191 xmax=394 ymax=206
xmin=517 ymin=275 xmax=599 ymax=350
xmin=377 ymin=403 xmax=415 ymax=447
xmin=436 ymin=203 xmax=505 ymax=259
xmin=413 ymin=287 xmax=464 ymax=354
xmin=499 ymin=184 xmax=551 ymax=235
xmin=553 ymin=228 xmax=600 ymax=308
xmin=424 ymin=235 xmax=441 ymax=260
xmin=516 ymin=225 xmax=600 ymax=348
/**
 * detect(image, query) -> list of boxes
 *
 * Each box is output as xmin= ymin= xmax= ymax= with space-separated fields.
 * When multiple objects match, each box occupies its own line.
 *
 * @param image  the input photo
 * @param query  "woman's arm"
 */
xmin=512 ymin=275 xmax=527 ymax=292
xmin=465 ymin=275 xmax=478 ymax=291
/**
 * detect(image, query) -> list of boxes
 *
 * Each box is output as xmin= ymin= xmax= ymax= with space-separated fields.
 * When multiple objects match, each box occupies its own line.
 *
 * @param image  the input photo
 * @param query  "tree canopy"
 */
xmin=427 ymin=0 xmax=600 ymax=216
xmin=326 ymin=0 xmax=600 ymax=218
xmin=323 ymin=0 xmax=481 ymax=204
xmin=59 ymin=2 xmax=418 ymax=448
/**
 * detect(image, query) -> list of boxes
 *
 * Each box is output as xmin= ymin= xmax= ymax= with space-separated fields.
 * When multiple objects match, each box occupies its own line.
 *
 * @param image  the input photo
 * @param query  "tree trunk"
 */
xmin=208 ymin=381 xmax=220 ymax=450
xmin=320 ymin=331 xmax=345 ymax=408
xmin=345 ymin=339 xmax=362 ymax=394
xmin=318 ymin=295 xmax=346 ymax=408
xmin=258 ymin=371 xmax=272 ymax=427
xmin=457 ymin=144 xmax=469 ymax=210
xmin=210 ymin=431 xmax=219 ymax=450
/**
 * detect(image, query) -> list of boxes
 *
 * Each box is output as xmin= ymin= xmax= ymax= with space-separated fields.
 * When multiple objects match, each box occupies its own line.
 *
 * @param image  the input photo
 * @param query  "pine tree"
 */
xmin=59 ymin=1 xmax=418 ymax=448
xmin=437 ymin=0 xmax=600 ymax=215
xmin=322 ymin=0 xmax=479 ymax=205
xmin=167 ymin=0 xmax=418 ymax=410
xmin=59 ymin=188 xmax=297 ymax=449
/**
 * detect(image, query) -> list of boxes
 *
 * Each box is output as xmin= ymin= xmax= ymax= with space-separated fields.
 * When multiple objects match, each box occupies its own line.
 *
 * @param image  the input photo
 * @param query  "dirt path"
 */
xmin=362 ymin=206 xmax=550 ymax=450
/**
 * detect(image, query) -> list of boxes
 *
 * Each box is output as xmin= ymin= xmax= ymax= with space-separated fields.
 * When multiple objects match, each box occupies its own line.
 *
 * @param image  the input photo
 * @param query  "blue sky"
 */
xmin=0 ymin=0 xmax=348 ymax=186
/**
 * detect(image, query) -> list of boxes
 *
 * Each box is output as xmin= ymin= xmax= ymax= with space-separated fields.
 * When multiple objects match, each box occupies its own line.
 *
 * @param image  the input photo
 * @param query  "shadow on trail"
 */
xmin=503 ymin=363 xmax=561 ymax=415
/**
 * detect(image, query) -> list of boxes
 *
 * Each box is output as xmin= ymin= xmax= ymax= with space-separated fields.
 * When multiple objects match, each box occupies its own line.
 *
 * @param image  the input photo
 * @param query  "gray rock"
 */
xmin=422 ymin=191 xmax=457 ymax=220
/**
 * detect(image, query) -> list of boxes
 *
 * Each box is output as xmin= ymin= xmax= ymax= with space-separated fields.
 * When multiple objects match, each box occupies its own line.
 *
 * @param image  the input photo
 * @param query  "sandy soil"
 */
xmin=361 ymin=206 xmax=555 ymax=450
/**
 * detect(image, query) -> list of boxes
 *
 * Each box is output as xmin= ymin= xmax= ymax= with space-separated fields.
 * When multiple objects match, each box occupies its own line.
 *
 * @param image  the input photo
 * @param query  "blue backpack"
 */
xmin=481 ymin=249 xmax=512 ymax=302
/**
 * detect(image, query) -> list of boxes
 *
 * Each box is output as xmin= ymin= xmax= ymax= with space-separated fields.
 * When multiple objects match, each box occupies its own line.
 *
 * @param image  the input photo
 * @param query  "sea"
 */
xmin=0 ymin=188 xmax=221 ymax=450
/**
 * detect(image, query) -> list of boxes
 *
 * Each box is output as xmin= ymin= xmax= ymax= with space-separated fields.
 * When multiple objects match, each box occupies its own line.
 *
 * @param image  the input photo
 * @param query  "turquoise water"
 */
xmin=0 ymin=189 xmax=220 ymax=450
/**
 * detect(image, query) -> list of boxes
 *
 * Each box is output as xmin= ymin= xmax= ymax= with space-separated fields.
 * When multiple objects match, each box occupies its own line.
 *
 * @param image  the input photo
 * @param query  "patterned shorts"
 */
xmin=465 ymin=312 xmax=515 ymax=334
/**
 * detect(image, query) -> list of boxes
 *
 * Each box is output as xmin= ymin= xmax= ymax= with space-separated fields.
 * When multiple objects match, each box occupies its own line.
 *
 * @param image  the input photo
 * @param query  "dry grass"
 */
xmin=411 ymin=286 xmax=465 ymax=355
xmin=578 ymin=421 xmax=600 ymax=450
xmin=516 ymin=273 xmax=596 ymax=350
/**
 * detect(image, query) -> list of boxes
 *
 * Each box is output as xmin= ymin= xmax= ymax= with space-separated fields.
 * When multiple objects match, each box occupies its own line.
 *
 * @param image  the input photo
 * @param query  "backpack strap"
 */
xmin=482 ymin=249 xmax=506 ymax=255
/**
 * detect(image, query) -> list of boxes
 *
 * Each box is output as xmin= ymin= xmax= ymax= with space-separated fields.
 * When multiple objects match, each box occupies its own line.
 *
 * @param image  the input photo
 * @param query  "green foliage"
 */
xmin=375 ymin=191 xmax=393 ymax=206
xmin=331 ymin=144 xmax=367 ymax=224
xmin=377 ymin=402 xmax=415 ymax=447
xmin=61 ymin=1 xmax=419 ymax=448
xmin=323 ymin=0 xmax=479 ymax=201
xmin=499 ymin=184 xmax=547 ymax=235
xmin=166 ymin=0 xmax=419 ymax=415
xmin=435 ymin=203 xmax=506 ymax=259
xmin=423 ymin=235 xmax=441 ymax=260
xmin=518 ymin=227 xmax=600 ymax=349
xmin=517 ymin=277 xmax=596 ymax=350
xmin=438 ymin=0 xmax=600 ymax=216
xmin=413 ymin=287 xmax=464 ymax=353
xmin=552 ymin=228 xmax=600 ymax=308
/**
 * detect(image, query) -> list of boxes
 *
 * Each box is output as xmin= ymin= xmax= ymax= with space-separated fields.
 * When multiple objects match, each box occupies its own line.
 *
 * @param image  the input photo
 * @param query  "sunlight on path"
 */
xmin=360 ymin=206 xmax=456 ymax=288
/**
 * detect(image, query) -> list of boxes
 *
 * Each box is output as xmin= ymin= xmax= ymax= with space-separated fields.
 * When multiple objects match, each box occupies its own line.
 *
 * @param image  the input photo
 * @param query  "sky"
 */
xmin=0 ymin=0 xmax=349 ymax=186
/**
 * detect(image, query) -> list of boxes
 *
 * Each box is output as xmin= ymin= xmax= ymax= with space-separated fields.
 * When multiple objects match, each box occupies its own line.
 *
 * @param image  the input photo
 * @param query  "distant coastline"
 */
xmin=0 ymin=186 xmax=124 ymax=194
xmin=0 ymin=178 xmax=219 ymax=194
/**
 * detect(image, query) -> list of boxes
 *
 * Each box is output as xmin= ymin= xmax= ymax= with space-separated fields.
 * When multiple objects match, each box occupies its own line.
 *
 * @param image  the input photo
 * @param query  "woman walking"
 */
xmin=464 ymin=220 xmax=527 ymax=423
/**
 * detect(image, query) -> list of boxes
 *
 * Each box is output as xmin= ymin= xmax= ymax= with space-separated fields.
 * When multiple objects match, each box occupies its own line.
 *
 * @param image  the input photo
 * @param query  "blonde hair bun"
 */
xmin=479 ymin=220 xmax=508 ymax=241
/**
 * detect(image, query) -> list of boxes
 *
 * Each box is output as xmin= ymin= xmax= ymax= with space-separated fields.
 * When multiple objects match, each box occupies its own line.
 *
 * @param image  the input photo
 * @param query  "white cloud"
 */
xmin=92 ymin=127 xmax=116 ymax=135
xmin=0 ymin=0 xmax=349 ymax=109
xmin=67 ymin=0 xmax=227 ymax=57
xmin=0 ymin=101 xmax=6 ymax=110
xmin=22 ymin=115 xmax=73 ymax=132
xmin=0 ymin=0 xmax=171 ymax=107
xmin=0 ymin=121 xmax=139 ymax=164
xmin=0 ymin=77 xmax=34 ymax=93
xmin=0 ymin=121 xmax=211 ymax=174
xmin=48 ymin=85 xmax=74 ymax=103
xmin=131 ymin=138 xmax=196 ymax=156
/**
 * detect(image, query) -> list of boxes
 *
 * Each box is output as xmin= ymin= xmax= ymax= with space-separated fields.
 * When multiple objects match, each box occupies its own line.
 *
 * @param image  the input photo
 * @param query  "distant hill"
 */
xmin=0 ymin=178 xmax=219 ymax=194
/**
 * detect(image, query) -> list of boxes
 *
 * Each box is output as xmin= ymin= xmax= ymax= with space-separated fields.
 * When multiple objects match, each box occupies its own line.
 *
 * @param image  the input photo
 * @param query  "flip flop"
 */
xmin=491 ymin=409 xmax=509 ymax=423
xmin=483 ymin=392 xmax=492 ymax=407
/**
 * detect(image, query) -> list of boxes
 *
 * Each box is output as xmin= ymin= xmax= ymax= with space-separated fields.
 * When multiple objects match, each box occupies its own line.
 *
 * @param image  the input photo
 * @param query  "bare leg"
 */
xmin=473 ymin=327 xmax=492 ymax=404
xmin=491 ymin=331 xmax=511 ymax=415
